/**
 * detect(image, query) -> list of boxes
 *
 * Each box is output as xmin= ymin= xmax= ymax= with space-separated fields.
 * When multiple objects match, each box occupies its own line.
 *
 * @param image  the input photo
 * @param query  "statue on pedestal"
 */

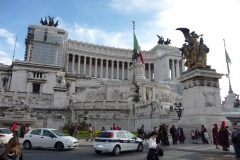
xmin=176 ymin=28 xmax=210 ymax=69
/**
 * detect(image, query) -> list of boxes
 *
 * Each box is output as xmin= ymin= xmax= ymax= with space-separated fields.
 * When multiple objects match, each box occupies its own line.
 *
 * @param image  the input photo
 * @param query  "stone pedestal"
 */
xmin=53 ymin=87 xmax=67 ymax=108
xmin=129 ymin=62 xmax=146 ymax=82
xmin=178 ymin=68 xmax=232 ymax=143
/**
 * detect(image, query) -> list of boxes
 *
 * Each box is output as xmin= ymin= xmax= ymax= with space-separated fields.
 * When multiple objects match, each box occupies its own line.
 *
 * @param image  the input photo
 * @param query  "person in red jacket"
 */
xmin=212 ymin=123 xmax=220 ymax=149
xmin=11 ymin=122 xmax=17 ymax=137
xmin=112 ymin=123 xmax=117 ymax=130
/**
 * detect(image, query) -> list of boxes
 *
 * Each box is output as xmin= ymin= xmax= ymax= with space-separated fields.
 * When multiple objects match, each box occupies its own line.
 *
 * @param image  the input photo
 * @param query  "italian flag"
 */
xmin=225 ymin=50 xmax=232 ymax=75
xmin=134 ymin=33 xmax=144 ymax=63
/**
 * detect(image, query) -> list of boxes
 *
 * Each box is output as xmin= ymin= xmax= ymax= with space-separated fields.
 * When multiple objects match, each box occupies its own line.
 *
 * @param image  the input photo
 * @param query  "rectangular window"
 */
xmin=32 ymin=83 xmax=40 ymax=93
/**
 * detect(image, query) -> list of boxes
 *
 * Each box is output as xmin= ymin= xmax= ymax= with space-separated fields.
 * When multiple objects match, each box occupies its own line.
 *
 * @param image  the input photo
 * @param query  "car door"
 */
xmin=116 ymin=131 xmax=128 ymax=151
xmin=125 ymin=131 xmax=137 ymax=150
xmin=29 ymin=129 xmax=42 ymax=147
xmin=40 ymin=129 xmax=57 ymax=148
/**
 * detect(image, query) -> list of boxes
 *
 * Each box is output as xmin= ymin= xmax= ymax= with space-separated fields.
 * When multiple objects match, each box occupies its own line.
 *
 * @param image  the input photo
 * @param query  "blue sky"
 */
xmin=0 ymin=0 xmax=240 ymax=101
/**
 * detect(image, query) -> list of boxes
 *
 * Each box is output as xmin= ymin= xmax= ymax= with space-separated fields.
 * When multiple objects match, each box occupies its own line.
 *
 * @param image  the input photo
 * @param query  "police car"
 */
xmin=94 ymin=130 xmax=143 ymax=156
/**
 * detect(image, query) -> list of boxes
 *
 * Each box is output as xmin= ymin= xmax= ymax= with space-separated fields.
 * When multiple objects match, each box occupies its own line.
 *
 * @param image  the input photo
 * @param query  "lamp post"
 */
xmin=169 ymin=105 xmax=174 ymax=112
xmin=174 ymin=103 xmax=184 ymax=120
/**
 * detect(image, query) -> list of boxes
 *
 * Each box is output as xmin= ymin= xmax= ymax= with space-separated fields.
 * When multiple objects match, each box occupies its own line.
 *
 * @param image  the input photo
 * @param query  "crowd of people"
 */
xmin=138 ymin=121 xmax=240 ymax=159
xmin=10 ymin=122 xmax=31 ymax=138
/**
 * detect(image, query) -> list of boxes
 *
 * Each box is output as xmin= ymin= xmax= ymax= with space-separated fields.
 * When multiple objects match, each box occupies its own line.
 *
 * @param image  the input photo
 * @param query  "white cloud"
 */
xmin=0 ymin=51 xmax=7 ymax=56
xmin=58 ymin=18 xmax=132 ymax=49
xmin=109 ymin=0 xmax=173 ymax=13
xmin=0 ymin=28 xmax=19 ymax=48
xmin=0 ymin=57 xmax=12 ymax=65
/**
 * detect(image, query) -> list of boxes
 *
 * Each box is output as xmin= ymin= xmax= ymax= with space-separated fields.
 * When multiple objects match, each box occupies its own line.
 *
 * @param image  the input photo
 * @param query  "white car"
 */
xmin=23 ymin=128 xmax=78 ymax=150
xmin=94 ymin=130 xmax=143 ymax=156
xmin=0 ymin=128 xmax=13 ymax=145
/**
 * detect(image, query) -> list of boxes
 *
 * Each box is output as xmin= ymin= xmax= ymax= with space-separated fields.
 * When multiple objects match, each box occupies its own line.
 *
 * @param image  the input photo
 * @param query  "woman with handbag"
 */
xmin=147 ymin=132 xmax=160 ymax=160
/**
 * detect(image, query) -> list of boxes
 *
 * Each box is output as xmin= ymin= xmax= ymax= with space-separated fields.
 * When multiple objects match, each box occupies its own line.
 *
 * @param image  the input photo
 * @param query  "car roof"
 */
xmin=102 ymin=130 xmax=129 ymax=132
xmin=31 ymin=128 xmax=58 ymax=130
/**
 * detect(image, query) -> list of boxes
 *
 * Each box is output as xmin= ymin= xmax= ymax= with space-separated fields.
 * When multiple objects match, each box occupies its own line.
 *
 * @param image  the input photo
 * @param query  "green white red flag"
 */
xmin=134 ymin=33 xmax=144 ymax=63
xmin=225 ymin=50 xmax=232 ymax=75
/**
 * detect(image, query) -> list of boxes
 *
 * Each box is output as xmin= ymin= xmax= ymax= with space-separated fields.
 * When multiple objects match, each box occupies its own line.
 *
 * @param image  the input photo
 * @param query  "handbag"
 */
xmin=204 ymin=132 xmax=209 ymax=139
xmin=157 ymin=147 xmax=163 ymax=157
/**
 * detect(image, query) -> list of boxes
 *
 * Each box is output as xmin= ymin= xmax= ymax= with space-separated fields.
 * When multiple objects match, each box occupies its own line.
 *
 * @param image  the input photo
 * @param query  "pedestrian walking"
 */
xmin=195 ymin=128 xmax=200 ymax=144
xmin=0 ymin=137 xmax=23 ymax=160
xmin=170 ymin=125 xmax=177 ymax=145
xmin=68 ymin=125 xmax=74 ymax=137
xmin=232 ymin=123 xmax=240 ymax=158
xmin=191 ymin=130 xmax=196 ymax=144
xmin=86 ymin=123 xmax=93 ymax=141
xmin=20 ymin=124 xmax=26 ymax=138
xmin=219 ymin=121 xmax=230 ymax=151
xmin=212 ymin=123 xmax=220 ymax=149
xmin=146 ymin=131 xmax=160 ymax=160
xmin=11 ymin=123 xmax=17 ymax=137
xmin=73 ymin=126 xmax=78 ymax=138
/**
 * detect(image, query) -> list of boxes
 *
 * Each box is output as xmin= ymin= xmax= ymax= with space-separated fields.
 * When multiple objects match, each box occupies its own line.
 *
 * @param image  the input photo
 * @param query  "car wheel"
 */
xmin=23 ymin=141 xmax=32 ymax=150
xmin=56 ymin=142 xmax=63 ymax=151
xmin=95 ymin=150 xmax=102 ymax=154
xmin=112 ymin=145 xmax=120 ymax=156
xmin=137 ymin=143 xmax=143 ymax=152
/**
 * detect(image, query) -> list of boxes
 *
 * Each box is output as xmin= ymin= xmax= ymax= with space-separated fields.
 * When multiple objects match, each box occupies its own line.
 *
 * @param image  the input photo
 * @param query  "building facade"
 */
xmin=0 ymin=24 xmax=185 ymax=131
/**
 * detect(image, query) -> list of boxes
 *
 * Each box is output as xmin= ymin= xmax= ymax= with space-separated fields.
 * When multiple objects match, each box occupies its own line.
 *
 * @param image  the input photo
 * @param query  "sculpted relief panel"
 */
xmin=155 ymin=91 xmax=175 ymax=103
xmin=107 ymin=89 xmax=129 ymax=101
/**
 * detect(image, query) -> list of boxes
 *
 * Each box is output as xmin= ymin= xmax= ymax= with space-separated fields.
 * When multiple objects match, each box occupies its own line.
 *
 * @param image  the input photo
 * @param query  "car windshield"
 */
xmin=51 ymin=130 xmax=66 ymax=136
xmin=97 ymin=132 xmax=112 ymax=138
xmin=0 ymin=129 xmax=11 ymax=134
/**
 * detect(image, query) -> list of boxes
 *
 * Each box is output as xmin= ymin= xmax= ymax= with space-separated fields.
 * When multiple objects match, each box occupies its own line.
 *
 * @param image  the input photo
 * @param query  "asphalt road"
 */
xmin=0 ymin=142 xmax=236 ymax=160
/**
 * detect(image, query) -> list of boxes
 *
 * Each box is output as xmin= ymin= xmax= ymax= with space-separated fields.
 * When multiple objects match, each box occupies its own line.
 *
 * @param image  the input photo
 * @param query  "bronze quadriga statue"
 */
xmin=177 ymin=28 xmax=210 ymax=69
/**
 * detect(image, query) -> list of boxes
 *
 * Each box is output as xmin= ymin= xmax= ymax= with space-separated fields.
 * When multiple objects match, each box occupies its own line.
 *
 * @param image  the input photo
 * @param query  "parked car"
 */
xmin=94 ymin=130 xmax=143 ymax=156
xmin=23 ymin=128 xmax=78 ymax=150
xmin=0 ymin=128 xmax=13 ymax=145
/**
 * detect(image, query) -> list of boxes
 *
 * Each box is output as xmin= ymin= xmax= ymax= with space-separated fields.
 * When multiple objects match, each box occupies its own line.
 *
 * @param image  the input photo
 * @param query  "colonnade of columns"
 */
xmin=66 ymin=54 xmax=154 ymax=80
xmin=169 ymin=58 xmax=185 ymax=80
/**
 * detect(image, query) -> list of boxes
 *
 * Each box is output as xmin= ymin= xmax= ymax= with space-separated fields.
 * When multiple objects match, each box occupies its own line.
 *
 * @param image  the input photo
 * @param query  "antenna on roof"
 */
xmin=12 ymin=36 xmax=17 ymax=65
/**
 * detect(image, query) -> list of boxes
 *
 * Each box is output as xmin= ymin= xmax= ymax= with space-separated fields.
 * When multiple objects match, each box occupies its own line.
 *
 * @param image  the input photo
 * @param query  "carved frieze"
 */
xmin=182 ymin=77 xmax=219 ymax=90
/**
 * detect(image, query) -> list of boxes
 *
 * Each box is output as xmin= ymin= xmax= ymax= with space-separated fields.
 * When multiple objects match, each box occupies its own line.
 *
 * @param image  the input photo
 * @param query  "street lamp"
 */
xmin=174 ymin=103 xmax=184 ymax=120
xmin=169 ymin=105 xmax=174 ymax=112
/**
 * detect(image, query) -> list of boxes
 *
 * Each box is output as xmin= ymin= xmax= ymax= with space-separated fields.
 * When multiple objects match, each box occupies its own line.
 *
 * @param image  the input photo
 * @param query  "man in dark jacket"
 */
xmin=177 ymin=126 xmax=184 ymax=144
xmin=170 ymin=125 xmax=177 ymax=144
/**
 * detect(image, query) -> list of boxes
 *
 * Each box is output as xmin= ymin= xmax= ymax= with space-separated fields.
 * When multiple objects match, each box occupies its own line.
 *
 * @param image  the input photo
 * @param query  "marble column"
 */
xmin=89 ymin=57 xmax=92 ymax=77
xmin=83 ymin=56 xmax=86 ymax=75
xmin=153 ymin=63 xmax=155 ymax=80
xmin=176 ymin=60 xmax=179 ymax=78
xmin=117 ymin=61 xmax=119 ymax=79
xmin=72 ymin=54 xmax=75 ymax=72
xmin=95 ymin=58 xmax=98 ymax=77
xmin=127 ymin=62 xmax=130 ymax=79
xmin=171 ymin=59 xmax=174 ymax=79
xmin=111 ymin=60 xmax=114 ymax=79
xmin=182 ymin=60 xmax=185 ymax=72
xmin=100 ymin=59 xmax=103 ymax=78
xmin=167 ymin=58 xmax=170 ymax=80
xmin=148 ymin=63 xmax=151 ymax=80
xmin=66 ymin=54 xmax=69 ymax=72
xmin=106 ymin=60 xmax=109 ymax=78
xmin=77 ymin=55 xmax=80 ymax=74
xmin=122 ymin=62 xmax=124 ymax=80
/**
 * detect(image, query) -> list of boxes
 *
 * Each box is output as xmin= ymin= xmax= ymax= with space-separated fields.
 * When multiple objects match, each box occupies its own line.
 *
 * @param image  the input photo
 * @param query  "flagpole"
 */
xmin=223 ymin=39 xmax=233 ymax=93
xmin=132 ymin=21 xmax=137 ymax=85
